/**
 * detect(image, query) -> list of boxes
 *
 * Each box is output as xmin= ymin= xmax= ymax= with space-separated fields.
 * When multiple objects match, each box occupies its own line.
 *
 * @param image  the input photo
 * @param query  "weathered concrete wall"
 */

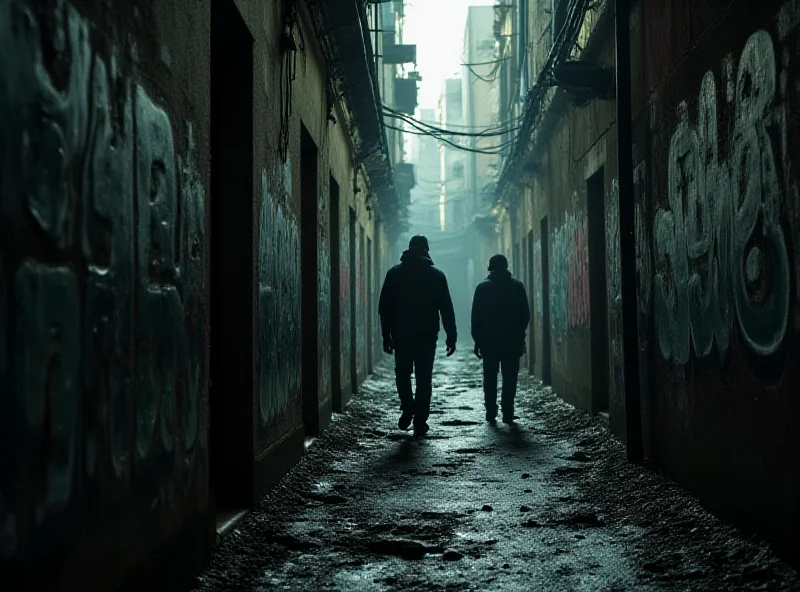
xmin=238 ymin=0 xmax=383 ymax=491
xmin=633 ymin=0 xmax=800 ymax=560
xmin=508 ymin=15 xmax=621 ymax=423
xmin=0 ymin=0 xmax=212 ymax=588
xmin=1 ymin=0 xmax=390 ymax=586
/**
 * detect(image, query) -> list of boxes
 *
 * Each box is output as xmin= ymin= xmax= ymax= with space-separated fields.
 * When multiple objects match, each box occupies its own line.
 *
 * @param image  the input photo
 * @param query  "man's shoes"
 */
xmin=413 ymin=422 xmax=429 ymax=437
xmin=502 ymin=413 xmax=515 ymax=424
xmin=485 ymin=404 xmax=498 ymax=423
xmin=398 ymin=411 xmax=414 ymax=431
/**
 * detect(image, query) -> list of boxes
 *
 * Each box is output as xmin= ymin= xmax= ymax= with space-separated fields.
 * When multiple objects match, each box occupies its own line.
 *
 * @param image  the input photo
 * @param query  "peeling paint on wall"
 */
xmin=654 ymin=29 xmax=792 ymax=364
xmin=258 ymin=162 xmax=301 ymax=425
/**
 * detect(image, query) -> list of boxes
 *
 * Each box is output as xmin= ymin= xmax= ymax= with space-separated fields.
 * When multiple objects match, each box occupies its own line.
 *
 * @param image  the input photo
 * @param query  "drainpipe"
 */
xmin=615 ymin=0 xmax=643 ymax=462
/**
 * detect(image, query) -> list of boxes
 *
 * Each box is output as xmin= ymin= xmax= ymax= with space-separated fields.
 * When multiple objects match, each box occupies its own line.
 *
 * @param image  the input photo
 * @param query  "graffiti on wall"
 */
xmin=606 ymin=180 xmax=622 ymax=305
xmin=258 ymin=161 xmax=301 ymax=424
xmin=606 ymin=180 xmax=625 ymax=399
xmin=533 ymin=240 xmax=543 ymax=317
xmin=339 ymin=227 xmax=351 ymax=388
xmin=0 ymin=0 xmax=207 ymax=555
xmin=634 ymin=161 xmax=652 ymax=320
xmin=653 ymin=29 xmax=793 ymax=365
xmin=318 ymin=234 xmax=331 ymax=401
xmin=549 ymin=206 xmax=590 ymax=360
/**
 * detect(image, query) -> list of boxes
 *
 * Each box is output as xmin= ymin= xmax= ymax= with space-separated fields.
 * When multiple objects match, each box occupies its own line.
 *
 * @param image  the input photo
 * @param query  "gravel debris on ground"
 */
xmin=193 ymin=350 xmax=800 ymax=591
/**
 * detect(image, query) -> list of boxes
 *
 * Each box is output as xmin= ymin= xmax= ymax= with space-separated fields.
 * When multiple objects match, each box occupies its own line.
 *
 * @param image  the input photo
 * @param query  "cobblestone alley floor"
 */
xmin=194 ymin=350 xmax=800 ymax=592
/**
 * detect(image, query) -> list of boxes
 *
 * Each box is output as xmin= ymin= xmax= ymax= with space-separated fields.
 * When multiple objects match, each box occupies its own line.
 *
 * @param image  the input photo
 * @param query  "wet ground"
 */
xmin=194 ymin=350 xmax=800 ymax=591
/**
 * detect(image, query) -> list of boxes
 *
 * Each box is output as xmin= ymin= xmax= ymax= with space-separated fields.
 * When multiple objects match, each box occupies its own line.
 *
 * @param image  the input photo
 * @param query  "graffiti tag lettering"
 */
xmin=655 ymin=29 xmax=791 ymax=364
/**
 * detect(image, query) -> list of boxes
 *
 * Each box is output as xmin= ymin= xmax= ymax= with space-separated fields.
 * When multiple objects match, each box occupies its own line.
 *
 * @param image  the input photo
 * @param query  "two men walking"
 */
xmin=379 ymin=236 xmax=530 ymax=434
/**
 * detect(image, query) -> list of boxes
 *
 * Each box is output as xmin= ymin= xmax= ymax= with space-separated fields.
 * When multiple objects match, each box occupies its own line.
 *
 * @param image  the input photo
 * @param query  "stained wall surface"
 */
xmin=632 ymin=0 xmax=800 ymax=558
xmin=0 ymin=0 xmax=390 ymax=587
xmin=501 ymin=0 xmax=800 ymax=561
xmin=0 ymin=0 xmax=212 ymax=588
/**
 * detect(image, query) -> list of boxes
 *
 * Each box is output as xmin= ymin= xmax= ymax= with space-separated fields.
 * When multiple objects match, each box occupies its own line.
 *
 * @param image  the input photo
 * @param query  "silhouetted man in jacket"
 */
xmin=379 ymin=235 xmax=457 ymax=436
xmin=471 ymin=254 xmax=530 ymax=424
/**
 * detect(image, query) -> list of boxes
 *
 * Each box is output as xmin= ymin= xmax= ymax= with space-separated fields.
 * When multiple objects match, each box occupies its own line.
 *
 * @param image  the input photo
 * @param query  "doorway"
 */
xmin=330 ymin=176 xmax=342 ymax=411
xmin=367 ymin=237 xmax=373 ymax=374
xmin=540 ymin=217 xmax=552 ymax=385
xmin=527 ymin=229 xmax=535 ymax=374
xmin=587 ymin=169 xmax=609 ymax=414
xmin=300 ymin=125 xmax=320 ymax=435
xmin=349 ymin=208 xmax=358 ymax=395
xmin=209 ymin=1 xmax=254 ymax=515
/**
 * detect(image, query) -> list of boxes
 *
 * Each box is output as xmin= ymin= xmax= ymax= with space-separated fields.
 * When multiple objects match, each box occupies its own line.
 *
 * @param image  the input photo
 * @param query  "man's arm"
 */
xmin=518 ymin=281 xmax=531 ymax=336
xmin=438 ymin=273 xmax=457 ymax=346
xmin=471 ymin=284 xmax=484 ymax=347
xmin=378 ymin=270 xmax=394 ymax=341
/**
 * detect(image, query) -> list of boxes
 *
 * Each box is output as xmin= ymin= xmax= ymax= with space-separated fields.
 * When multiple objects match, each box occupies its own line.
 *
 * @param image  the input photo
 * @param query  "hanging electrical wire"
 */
xmin=383 ymin=122 xmax=516 ymax=155
xmin=461 ymin=57 xmax=510 ymax=67
xmin=383 ymin=106 xmax=522 ymax=137
xmin=495 ymin=0 xmax=592 ymax=205
xmin=382 ymin=114 xmax=519 ymax=139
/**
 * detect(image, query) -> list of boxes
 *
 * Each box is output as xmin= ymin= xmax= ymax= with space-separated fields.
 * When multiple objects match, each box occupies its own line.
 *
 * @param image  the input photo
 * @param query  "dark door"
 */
xmin=587 ymin=169 xmax=609 ymax=414
xmin=540 ymin=217 xmax=552 ymax=385
xmin=330 ymin=176 xmax=342 ymax=411
xmin=300 ymin=125 xmax=319 ymax=435
xmin=209 ymin=1 xmax=254 ymax=511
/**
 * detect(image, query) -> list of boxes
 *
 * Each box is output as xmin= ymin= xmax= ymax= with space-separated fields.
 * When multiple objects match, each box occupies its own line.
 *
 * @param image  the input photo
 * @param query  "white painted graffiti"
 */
xmin=654 ymin=29 xmax=792 ymax=364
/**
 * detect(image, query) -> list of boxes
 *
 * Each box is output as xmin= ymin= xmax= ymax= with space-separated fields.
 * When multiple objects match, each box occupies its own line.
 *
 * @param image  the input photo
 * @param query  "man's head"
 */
xmin=488 ymin=254 xmax=509 ymax=272
xmin=408 ymin=235 xmax=429 ymax=253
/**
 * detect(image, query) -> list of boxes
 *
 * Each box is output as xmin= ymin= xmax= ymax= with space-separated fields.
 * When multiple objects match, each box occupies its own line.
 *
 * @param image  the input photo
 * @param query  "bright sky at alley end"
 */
xmin=403 ymin=0 xmax=495 ymax=110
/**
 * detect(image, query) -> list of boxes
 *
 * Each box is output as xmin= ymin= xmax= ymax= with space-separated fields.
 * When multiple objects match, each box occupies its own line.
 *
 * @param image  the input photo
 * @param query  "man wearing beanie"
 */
xmin=378 ymin=235 xmax=457 ymax=436
xmin=471 ymin=254 xmax=530 ymax=424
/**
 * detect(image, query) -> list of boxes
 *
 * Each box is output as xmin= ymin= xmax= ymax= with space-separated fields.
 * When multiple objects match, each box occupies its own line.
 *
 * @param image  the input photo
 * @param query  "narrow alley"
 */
xmin=3 ymin=0 xmax=800 ymax=589
xmin=194 ymin=351 xmax=800 ymax=592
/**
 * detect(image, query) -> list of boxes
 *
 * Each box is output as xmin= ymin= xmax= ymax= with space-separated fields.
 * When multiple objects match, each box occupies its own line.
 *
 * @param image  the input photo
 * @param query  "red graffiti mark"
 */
xmin=568 ymin=221 xmax=590 ymax=329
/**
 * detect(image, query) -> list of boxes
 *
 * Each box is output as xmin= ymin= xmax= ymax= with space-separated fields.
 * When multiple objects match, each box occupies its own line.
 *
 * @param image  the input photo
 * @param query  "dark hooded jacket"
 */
xmin=471 ymin=269 xmax=530 ymax=355
xmin=378 ymin=249 xmax=457 ymax=346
